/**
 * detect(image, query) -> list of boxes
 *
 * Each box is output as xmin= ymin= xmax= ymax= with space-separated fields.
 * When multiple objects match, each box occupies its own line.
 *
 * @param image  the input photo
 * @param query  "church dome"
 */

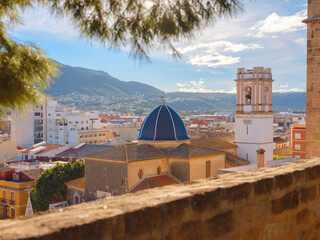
xmin=137 ymin=104 xmax=190 ymax=141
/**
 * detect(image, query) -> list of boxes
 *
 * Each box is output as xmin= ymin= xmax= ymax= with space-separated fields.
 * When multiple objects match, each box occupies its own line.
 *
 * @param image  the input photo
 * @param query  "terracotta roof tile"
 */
xmin=129 ymin=174 xmax=179 ymax=193
xmin=20 ymin=144 xmax=64 ymax=154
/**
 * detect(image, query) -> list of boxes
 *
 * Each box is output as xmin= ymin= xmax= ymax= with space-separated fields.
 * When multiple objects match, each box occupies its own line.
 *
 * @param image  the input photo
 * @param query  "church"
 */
xmin=78 ymin=66 xmax=274 ymax=201
xmin=83 ymin=101 xmax=248 ymax=200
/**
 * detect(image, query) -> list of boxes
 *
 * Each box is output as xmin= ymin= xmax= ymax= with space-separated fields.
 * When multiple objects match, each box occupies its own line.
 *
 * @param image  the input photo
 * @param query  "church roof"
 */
xmin=129 ymin=174 xmax=180 ymax=193
xmin=84 ymin=143 xmax=224 ymax=162
xmin=137 ymin=104 xmax=190 ymax=141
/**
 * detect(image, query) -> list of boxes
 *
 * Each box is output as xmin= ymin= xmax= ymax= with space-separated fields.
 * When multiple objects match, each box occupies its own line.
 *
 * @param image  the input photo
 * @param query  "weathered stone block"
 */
xmin=301 ymin=185 xmax=317 ymax=203
xmin=275 ymin=174 xmax=293 ymax=190
xmin=254 ymin=178 xmax=273 ymax=195
xmin=271 ymin=191 xmax=299 ymax=214
xmin=296 ymin=209 xmax=311 ymax=224
xmin=206 ymin=211 xmax=234 ymax=238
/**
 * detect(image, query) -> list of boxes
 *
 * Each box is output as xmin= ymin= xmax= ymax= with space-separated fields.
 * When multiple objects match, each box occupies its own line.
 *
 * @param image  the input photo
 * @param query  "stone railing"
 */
xmin=1 ymin=158 xmax=320 ymax=239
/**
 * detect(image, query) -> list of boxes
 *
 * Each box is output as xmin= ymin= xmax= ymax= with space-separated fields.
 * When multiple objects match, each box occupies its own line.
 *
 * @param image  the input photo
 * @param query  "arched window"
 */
xmin=138 ymin=169 xmax=143 ymax=179
xmin=245 ymin=86 xmax=252 ymax=105
xmin=264 ymin=86 xmax=269 ymax=104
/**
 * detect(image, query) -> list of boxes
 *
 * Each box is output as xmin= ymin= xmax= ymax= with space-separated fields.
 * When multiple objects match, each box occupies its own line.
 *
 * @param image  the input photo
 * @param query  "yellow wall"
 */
xmin=190 ymin=154 xmax=225 ymax=181
xmin=0 ymin=180 xmax=36 ymax=218
xmin=77 ymin=129 xmax=114 ymax=145
xmin=127 ymin=158 xmax=168 ymax=189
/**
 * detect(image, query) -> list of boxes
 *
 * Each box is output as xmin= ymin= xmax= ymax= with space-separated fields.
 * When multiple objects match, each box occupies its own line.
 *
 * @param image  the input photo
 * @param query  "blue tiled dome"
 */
xmin=138 ymin=104 xmax=190 ymax=141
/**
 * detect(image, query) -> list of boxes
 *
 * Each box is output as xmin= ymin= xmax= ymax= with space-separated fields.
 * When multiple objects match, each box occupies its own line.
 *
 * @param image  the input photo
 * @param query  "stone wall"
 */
xmin=1 ymin=158 xmax=320 ymax=240
xmin=305 ymin=0 xmax=320 ymax=158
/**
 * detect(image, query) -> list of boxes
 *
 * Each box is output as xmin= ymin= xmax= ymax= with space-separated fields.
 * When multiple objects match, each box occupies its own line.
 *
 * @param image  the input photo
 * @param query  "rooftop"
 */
xmin=84 ymin=143 xmax=224 ymax=162
xmin=56 ymin=144 xmax=112 ymax=158
xmin=129 ymin=174 xmax=180 ymax=193
xmin=20 ymin=144 xmax=64 ymax=155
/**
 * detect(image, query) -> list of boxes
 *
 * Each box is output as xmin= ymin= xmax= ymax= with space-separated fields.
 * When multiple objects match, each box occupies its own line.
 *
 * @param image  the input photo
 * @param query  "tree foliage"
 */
xmin=31 ymin=162 xmax=85 ymax=211
xmin=0 ymin=0 xmax=241 ymax=114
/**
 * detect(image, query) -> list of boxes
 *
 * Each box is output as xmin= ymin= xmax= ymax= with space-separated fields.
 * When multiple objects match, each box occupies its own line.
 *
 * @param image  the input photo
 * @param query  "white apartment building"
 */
xmin=47 ymin=106 xmax=101 ymax=146
xmin=11 ymin=96 xmax=102 ymax=148
xmin=11 ymin=96 xmax=51 ymax=148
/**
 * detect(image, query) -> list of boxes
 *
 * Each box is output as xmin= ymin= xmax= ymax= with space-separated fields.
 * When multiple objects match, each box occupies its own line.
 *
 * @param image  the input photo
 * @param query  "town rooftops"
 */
xmin=190 ymin=137 xmax=237 ymax=150
xmin=20 ymin=144 xmax=64 ymax=155
xmin=273 ymin=137 xmax=287 ymax=144
xmin=84 ymin=143 xmax=224 ymax=162
xmin=0 ymin=167 xmax=14 ymax=173
xmin=129 ymin=174 xmax=180 ymax=193
xmin=56 ymin=144 xmax=112 ymax=158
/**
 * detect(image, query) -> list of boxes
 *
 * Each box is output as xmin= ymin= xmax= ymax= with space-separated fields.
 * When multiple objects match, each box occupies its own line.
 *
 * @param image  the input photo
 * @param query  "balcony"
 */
xmin=8 ymin=200 xmax=15 ymax=205
xmin=0 ymin=198 xmax=7 ymax=204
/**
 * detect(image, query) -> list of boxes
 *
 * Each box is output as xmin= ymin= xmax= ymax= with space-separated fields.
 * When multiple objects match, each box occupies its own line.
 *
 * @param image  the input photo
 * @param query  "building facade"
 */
xmin=290 ymin=124 xmax=306 ymax=159
xmin=77 ymin=129 xmax=114 ymax=145
xmin=235 ymin=67 xmax=274 ymax=163
xmin=11 ymin=96 xmax=51 ymax=148
xmin=0 ymin=168 xmax=36 ymax=219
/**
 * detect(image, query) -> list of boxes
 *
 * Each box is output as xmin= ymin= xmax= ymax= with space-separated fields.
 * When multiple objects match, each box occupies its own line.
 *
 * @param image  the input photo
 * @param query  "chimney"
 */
xmin=256 ymin=148 xmax=265 ymax=168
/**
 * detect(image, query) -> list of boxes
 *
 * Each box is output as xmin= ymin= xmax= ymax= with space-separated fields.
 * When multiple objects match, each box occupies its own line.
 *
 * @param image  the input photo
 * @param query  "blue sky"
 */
xmin=11 ymin=0 xmax=307 ymax=93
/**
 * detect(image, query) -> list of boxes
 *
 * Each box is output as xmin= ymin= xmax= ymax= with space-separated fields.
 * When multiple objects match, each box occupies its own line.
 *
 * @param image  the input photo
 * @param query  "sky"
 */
xmin=11 ymin=0 xmax=307 ymax=94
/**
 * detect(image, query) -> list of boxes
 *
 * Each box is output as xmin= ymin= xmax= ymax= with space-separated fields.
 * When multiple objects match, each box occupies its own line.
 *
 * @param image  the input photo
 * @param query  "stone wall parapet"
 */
xmin=1 ymin=158 xmax=320 ymax=239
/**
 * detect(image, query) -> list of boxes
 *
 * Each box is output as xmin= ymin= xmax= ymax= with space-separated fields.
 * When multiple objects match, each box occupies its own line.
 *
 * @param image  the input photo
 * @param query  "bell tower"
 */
xmin=235 ymin=67 xmax=274 ymax=163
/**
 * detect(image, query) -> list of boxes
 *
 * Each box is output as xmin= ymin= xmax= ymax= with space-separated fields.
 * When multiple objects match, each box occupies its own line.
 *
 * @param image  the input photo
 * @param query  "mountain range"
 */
xmin=46 ymin=62 xmax=306 ymax=112
xmin=46 ymin=62 xmax=162 ymax=96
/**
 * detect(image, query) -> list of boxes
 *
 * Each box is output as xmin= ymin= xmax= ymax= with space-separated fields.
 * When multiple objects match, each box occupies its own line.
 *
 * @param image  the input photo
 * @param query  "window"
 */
xmin=89 ymin=134 xmax=92 ymax=137
xmin=103 ymin=133 xmax=105 ymax=136
xmin=11 ymin=192 xmax=15 ymax=205
xmin=3 ymin=190 xmax=6 ymax=202
xmin=245 ymin=86 xmax=252 ymax=105
xmin=75 ymin=121 xmax=79 ymax=124
xmin=11 ymin=208 xmax=15 ymax=218
xmin=206 ymin=161 xmax=211 ymax=178
xmin=246 ymin=126 xmax=249 ymax=135
xmin=75 ymin=196 xmax=79 ymax=204
xmin=69 ymin=121 xmax=73 ymax=124
xmin=80 ymin=135 xmax=83 ymax=138
xmin=295 ymin=155 xmax=301 ymax=159
xmin=35 ymin=112 xmax=40 ymax=116
xmin=157 ymin=167 xmax=161 ymax=175
xmin=99 ymin=134 xmax=102 ymax=136
xmin=138 ymin=169 xmax=143 ymax=179
xmin=94 ymin=134 xmax=97 ymax=137
xmin=295 ymin=144 xmax=301 ymax=151
xmin=295 ymin=133 xmax=301 ymax=139
xmin=264 ymin=86 xmax=269 ymax=104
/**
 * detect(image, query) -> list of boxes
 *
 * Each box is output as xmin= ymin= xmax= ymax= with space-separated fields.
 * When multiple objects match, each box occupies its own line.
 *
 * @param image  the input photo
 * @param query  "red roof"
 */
xmin=129 ymin=174 xmax=180 ymax=193
xmin=20 ymin=144 xmax=63 ymax=154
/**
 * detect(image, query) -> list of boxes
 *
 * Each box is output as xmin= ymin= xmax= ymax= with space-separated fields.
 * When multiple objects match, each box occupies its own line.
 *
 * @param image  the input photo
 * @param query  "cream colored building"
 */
xmin=78 ymin=129 xmax=114 ymax=145
xmin=0 ymin=141 xmax=17 ymax=166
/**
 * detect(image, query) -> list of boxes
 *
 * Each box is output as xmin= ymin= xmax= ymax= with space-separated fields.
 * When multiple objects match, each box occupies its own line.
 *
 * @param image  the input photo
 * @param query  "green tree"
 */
xmin=0 ymin=0 xmax=240 ymax=114
xmin=31 ymin=162 xmax=85 ymax=211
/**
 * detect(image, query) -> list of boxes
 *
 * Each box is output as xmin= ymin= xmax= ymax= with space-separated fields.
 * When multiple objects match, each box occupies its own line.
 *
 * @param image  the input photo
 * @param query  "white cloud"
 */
xmin=279 ymin=84 xmax=289 ymax=88
xmin=177 ymin=80 xmax=236 ymax=93
xmin=273 ymin=88 xmax=304 ymax=93
xmin=188 ymin=54 xmax=240 ymax=68
xmin=250 ymin=9 xmax=307 ymax=38
xmin=178 ymin=41 xmax=262 ymax=54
